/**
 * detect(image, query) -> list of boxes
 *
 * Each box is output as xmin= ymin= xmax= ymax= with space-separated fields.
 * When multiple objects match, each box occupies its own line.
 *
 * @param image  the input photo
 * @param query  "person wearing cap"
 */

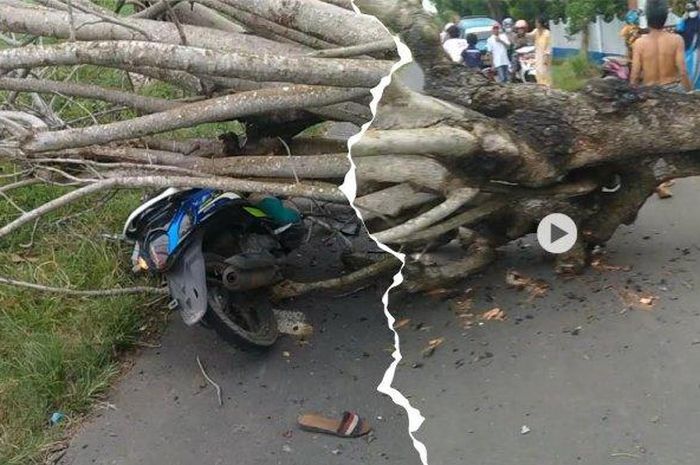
xmin=676 ymin=2 xmax=700 ymax=89
xmin=486 ymin=23 xmax=511 ymax=83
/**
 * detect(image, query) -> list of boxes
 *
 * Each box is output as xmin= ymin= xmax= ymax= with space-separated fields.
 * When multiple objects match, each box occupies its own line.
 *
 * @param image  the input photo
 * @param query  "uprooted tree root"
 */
xmin=1 ymin=0 xmax=700 ymax=297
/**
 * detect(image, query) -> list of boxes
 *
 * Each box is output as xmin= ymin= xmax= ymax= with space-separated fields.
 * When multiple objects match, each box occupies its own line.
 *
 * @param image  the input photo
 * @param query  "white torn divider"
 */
xmin=341 ymin=3 xmax=430 ymax=465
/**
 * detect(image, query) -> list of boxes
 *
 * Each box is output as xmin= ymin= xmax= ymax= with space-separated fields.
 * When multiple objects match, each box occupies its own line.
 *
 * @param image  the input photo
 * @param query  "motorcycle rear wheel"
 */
xmin=203 ymin=254 xmax=278 ymax=348
xmin=204 ymin=286 xmax=279 ymax=348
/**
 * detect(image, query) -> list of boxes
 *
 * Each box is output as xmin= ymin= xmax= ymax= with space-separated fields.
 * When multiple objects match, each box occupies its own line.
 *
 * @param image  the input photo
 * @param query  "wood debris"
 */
xmin=505 ymin=270 xmax=550 ymax=300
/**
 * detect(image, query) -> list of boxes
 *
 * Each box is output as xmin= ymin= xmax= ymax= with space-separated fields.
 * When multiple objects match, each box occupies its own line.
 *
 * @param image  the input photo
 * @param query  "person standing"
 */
xmin=631 ymin=0 xmax=690 ymax=91
xmin=461 ymin=33 xmax=483 ymax=70
xmin=513 ymin=19 xmax=531 ymax=49
xmin=532 ymin=15 xmax=553 ymax=87
xmin=676 ymin=2 xmax=700 ymax=89
xmin=440 ymin=13 xmax=461 ymax=43
xmin=621 ymin=9 xmax=642 ymax=59
xmin=442 ymin=25 xmax=469 ymax=63
xmin=486 ymin=24 xmax=511 ymax=83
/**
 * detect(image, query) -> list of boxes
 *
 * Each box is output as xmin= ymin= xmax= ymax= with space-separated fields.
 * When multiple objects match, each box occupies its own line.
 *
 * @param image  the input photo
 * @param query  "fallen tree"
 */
xmin=1 ymin=0 xmax=699 ymax=296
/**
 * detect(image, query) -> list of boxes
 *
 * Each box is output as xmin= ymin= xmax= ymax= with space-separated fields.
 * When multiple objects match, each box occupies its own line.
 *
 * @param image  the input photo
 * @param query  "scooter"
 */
xmin=123 ymin=188 xmax=305 ymax=348
xmin=511 ymin=45 xmax=537 ymax=83
xmin=601 ymin=56 xmax=630 ymax=81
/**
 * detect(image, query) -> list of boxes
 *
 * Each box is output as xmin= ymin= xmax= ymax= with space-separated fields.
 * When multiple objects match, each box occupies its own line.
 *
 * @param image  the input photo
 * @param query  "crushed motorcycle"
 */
xmin=123 ymin=188 xmax=305 ymax=348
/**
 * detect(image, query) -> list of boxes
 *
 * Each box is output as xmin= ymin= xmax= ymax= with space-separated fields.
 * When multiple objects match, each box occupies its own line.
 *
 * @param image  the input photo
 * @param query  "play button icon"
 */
xmin=537 ymin=213 xmax=578 ymax=254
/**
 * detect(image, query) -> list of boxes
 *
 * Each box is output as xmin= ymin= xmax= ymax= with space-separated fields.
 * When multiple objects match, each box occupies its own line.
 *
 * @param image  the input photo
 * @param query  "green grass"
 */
xmin=0 ymin=173 xmax=166 ymax=464
xmin=553 ymin=55 xmax=601 ymax=91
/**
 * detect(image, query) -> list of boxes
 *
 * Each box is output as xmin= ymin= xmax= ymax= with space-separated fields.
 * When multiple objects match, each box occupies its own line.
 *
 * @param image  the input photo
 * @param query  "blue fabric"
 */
xmin=461 ymin=48 xmax=482 ymax=69
xmin=679 ymin=19 xmax=700 ymax=90
xmin=677 ymin=18 xmax=700 ymax=50
xmin=686 ymin=47 xmax=700 ymax=90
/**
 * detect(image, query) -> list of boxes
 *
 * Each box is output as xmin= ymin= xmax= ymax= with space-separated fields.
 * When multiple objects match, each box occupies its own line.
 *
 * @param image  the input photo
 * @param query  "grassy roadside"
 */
xmin=552 ymin=55 xmax=601 ymax=91
xmin=0 ymin=176 xmax=167 ymax=464
xmin=0 ymin=62 xmax=241 ymax=462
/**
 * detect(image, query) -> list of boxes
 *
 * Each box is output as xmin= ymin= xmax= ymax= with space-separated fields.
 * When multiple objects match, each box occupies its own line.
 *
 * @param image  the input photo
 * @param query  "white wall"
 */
xmin=551 ymin=16 xmax=627 ymax=57
xmin=551 ymin=12 xmax=681 ymax=58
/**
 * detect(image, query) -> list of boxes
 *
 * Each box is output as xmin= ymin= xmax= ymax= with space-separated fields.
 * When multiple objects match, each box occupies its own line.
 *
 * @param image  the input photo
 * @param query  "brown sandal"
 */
xmin=297 ymin=411 xmax=372 ymax=438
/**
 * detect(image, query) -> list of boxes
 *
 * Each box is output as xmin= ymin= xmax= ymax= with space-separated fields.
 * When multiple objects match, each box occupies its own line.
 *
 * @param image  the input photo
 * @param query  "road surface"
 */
xmin=58 ymin=173 xmax=700 ymax=463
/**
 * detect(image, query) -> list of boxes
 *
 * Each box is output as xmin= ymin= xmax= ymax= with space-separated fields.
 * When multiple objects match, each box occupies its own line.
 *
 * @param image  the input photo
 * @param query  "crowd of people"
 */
xmin=440 ymin=14 xmax=552 ymax=86
xmin=441 ymin=0 xmax=700 ymax=92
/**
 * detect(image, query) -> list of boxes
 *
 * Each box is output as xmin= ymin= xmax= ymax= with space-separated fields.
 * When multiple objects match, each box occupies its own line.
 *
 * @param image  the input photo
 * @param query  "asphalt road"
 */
xmin=55 ymin=65 xmax=700 ymax=464
xmin=58 ymin=234 xmax=418 ymax=465
xmin=392 ymin=178 xmax=700 ymax=465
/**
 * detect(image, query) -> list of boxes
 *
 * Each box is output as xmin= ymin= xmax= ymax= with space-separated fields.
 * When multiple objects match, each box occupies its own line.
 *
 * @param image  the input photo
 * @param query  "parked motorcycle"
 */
xmin=124 ymin=188 xmax=305 ymax=348
xmin=601 ymin=56 xmax=630 ymax=81
xmin=511 ymin=45 xmax=537 ymax=83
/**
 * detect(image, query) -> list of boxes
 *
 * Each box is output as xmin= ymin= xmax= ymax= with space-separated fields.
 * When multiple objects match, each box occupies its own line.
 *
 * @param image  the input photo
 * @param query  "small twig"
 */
xmin=610 ymin=452 xmax=641 ymax=459
xmin=0 ymin=276 xmax=168 ymax=296
xmin=308 ymin=39 xmax=396 ymax=58
xmin=334 ymin=283 xmax=371 ymax=297
xmin=0 ymin=190 xmax=27 ymax=214
xmin=196 ymin=356 xmax=223 ymax=407
xmin=305 ymin=216 xmax=352 ymax=248
xmin=62 ymin=0 xmax=155 ymax=40
xmin=277 ymin=137 xmax=299 ymax=184
xmin=164 ymin=0 xmax=188 ymax=45
xmin=66 ymin=0 xmax=77 ymax=42
xmin=18 ymin=218 xmax=39 ymax=249
xmin=0 ymin=178 xmax=39 ymax=193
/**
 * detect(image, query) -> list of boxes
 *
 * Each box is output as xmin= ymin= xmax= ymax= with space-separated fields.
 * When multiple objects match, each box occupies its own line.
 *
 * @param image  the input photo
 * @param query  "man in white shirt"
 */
xmin=442 ymin=25 xmax=468 ymax=63
xmin=440 ymin=22 xmax=454 ymax=43
xmin=486 ymin=24 xmax=511 ymax=82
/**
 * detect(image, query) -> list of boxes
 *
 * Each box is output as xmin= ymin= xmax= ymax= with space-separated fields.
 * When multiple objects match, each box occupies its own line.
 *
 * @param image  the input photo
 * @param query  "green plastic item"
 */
xmin=254 ymin=197 xmax=301 ymax=225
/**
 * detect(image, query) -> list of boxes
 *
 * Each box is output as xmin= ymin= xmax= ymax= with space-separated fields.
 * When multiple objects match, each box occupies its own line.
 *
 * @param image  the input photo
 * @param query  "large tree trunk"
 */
xmin=1 ymin=0 xmax=700 ymax=297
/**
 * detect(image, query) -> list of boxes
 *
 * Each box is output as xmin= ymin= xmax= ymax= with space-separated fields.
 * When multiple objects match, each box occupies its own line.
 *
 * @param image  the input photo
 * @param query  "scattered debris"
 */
xmin=282 ymin=430 xmax=293 ymax=439
xmin=196 ymin=356 xmax=223 ymax=407
xmin=610 ymin=452 xmax=641 ymax=459
xmin=449 ymin=292 xmax=473 ymax=314
xmin=505 ymin=270 xmax=550 ymax=300
xmin=421 ymin=337 xmax=445 ymax=358
xmin=282 ymin=351 xmax=291 ymax=358
xmin=613 ymin=288 xmax=658 ymax=311
xmin=520 ymin=425 xmax=531 ymax=435
xmin=655 ymin=180 xmax=674 ymax=199
xmin=393 ymin=318 xmax=411 ymax=330
xmin=274 ymin=309 xmax=313 ymax=339
xmin=474 ymin=351 xmax=494 ymax=362
xmin=425 ymin=287 xmax=461 ymax=300
xmin=591 ymin=257 xmax=631 ymax=272
xmin=563 ymin=326 xmax=582 ymax=336
xmin=49 ymin=412 xmax=65 ymax=426
xmin=282 ymin=444 xmax=292 ymax=453
xmin=481 ymin=308 xmax=506 ymax=321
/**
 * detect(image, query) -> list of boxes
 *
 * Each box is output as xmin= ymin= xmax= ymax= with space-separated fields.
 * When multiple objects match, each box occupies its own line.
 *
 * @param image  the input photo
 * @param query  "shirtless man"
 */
xmin=631 ymin=0 xmax=691 ymax=91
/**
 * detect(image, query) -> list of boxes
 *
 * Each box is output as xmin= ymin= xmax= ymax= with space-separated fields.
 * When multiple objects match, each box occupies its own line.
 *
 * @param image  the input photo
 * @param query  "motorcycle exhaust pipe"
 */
xmin=221 ymin=265 xmax=278 ymax=291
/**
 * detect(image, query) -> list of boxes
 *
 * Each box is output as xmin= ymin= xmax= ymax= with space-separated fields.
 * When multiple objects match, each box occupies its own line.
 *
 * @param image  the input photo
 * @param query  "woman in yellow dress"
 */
xmin=532 ymin=15 xmax=553 ymax=86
